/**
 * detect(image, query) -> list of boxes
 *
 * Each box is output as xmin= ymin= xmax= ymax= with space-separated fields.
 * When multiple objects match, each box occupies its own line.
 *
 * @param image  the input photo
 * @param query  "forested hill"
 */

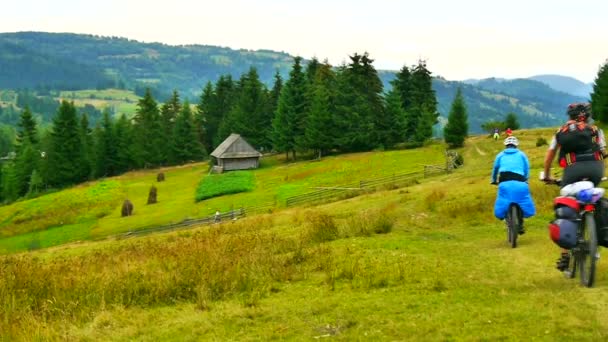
xmin=0 ymin=31 xmax=590 ymax=134
xmin=0 ymin=31 xmax=295 ymax=97
xmin=377 ymin=73 xmax=587 ymax=133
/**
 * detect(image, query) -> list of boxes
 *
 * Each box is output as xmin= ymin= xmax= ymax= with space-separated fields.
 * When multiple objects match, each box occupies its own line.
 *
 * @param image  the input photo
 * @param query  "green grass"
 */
xmin=57 ymin=88 xmax=140 ymax=117
xmin=195 ymin=171 xmax=255 ymax=202
xmin=2 ymin=152 xmax=608 ymax=340
xmin=0 ymin=142 xmax=447 ymax=253
xmin=7 ymin=127 xmax=608 ymax=340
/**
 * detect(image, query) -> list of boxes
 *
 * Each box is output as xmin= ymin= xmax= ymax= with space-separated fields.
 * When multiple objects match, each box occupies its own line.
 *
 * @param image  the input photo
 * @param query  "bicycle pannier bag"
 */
xmin=594 ymin=197 xmax=608 ymax=247
xmin=548 ymin=219 xmax=578 ymax=249
xmin=549 ymin=196 xmax=580 ymax=249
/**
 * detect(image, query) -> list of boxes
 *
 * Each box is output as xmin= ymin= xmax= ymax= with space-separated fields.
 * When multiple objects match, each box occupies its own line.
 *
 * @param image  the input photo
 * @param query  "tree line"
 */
xmin=0 ymin=52 xmax=440 ymax=203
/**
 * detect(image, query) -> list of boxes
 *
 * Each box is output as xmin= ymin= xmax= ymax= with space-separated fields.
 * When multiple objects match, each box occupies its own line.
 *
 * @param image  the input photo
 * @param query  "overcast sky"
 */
xmin=2 ymin=0 xmax=607 ymax=83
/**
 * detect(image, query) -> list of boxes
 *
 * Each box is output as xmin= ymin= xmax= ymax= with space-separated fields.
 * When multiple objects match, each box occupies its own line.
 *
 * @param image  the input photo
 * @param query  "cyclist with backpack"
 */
xmin=491 ymin=136 xmax=536 ymax=234
xmin=542 ymin=102 xmax=607 ymax=270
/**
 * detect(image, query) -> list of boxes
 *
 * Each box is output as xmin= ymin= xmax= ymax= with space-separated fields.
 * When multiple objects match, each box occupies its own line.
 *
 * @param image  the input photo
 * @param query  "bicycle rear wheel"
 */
xmin=507 ymin=204 xmax=518 ymax=248
xmin=578 ymin=212 xmax=598 ymax=287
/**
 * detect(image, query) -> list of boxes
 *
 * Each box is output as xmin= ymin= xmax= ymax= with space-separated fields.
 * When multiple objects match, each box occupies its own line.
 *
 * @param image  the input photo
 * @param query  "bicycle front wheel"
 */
xmin=578 ymin=212 xmax=598 ymax=287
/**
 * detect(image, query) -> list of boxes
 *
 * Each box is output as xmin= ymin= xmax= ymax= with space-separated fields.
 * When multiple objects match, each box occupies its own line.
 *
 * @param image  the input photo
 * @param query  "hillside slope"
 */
xmin=3 ymin=128 xmax=608 ymax=340
xmin=0 ymin=31 xmax=295 ymax=97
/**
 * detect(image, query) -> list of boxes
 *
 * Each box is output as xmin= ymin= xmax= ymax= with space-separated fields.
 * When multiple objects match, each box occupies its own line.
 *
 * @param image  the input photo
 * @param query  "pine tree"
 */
xmin=114 ymin=113 xmax=133 ymax=174
xmin=13 ymin=138 xmax=38 ymax=197
xmin=383 ymin=89 xmax=407 ymax=148
xmin=78 ymin=113 xmax=94 ymax=181
xmin=223 ymin=68 xmax=269 ymax=150
xmin=132 ymin=88 xmax=163 ymax=168
xmin=504 ymin=112 xmax=520 ymax=130
xmin=410 ymin=60 xmax=439 ymax=143
xmin=273 ymin=57 xmax=307 ymax=159
xmin=392 ymin=66 xmax=416 ymax=141
xmin=47 ymin=100 xmax=83 ymax=187
xmin=591 ymin=60 xmax=608 ymax=123
xmin=268 ymin=71 xmax=283 ymax=122
xmin=212 ymin=75 xmax=236 ymax=148
xmin=444 ymin=87 xmax=468 ymax=148
xmin=304 ymin=62 xmax=336 ymax=158
xmin=1 ymin=163 xmax=18 ymax=202
xmin=333 ymin=53 xmax=382 ymax=151
xmin=195 ymin=82 xmax=214 ymax=153
xmin=16 ymin=106 xmax=38 ymax=147
xmin=160 ymin=90 xmax=181 ymax=164
xmin=172 ymin=100 xmax=205 ymax=164
xmin=93 ymin=110 xmax=117 ymax=177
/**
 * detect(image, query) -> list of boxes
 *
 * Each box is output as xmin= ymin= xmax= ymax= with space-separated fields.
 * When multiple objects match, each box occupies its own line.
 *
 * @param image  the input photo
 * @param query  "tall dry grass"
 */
xmin=0 ymin=208 xmax=397 ymax=340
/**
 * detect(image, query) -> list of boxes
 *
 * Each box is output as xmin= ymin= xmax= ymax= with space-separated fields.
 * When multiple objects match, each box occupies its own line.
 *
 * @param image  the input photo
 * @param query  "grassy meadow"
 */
xmin=0 ymin=143 xmax=446 ymax=253
xmin=2 ymin=128 xmax=608 ymax=340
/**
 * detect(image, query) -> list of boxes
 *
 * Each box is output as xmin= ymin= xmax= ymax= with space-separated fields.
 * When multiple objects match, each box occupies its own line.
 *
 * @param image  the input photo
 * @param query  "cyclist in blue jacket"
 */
xmin=491 ymin=136 xmax=536 ymax=233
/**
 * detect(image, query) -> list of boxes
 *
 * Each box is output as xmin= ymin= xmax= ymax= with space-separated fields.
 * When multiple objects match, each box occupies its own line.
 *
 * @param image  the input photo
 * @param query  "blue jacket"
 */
xmin=491 ymin=148 xmax=529 ymax=183
xmin=491 ymin=148 xmax=536 ymax=219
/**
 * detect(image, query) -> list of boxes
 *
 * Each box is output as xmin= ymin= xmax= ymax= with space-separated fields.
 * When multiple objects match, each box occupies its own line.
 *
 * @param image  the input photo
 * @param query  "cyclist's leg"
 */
xmin=517 ymin=205 xmax=525 ymax=234
xmin=557 ymin=248 xmax=570 ymax=271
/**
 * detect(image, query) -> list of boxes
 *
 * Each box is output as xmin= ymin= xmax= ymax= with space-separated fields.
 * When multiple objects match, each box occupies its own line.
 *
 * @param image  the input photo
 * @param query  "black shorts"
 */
xmin=562 ymin=160 xmax=604 ymax=186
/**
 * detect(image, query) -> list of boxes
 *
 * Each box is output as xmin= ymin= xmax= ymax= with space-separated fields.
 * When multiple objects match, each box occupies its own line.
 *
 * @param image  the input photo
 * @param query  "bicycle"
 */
xmin=505 ymin=203 xmax=522 ymax=248
xmin=491 ymin=182 xmax=523 ymax=248
xmin=544 ymin=176 xmax=602 ymax=287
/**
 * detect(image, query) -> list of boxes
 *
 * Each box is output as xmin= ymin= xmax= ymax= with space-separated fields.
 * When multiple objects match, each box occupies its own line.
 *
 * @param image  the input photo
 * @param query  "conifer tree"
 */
xmin=444 ymin=87 xmax=468 ymax=148
xmin=333 ymin=53 xmax=382 ymax=151
xmin=16 ymin=106 xmax=38 ymax=147
xmin=47 ymin=100 xmax=83 ymax=187
xmin=132 ymin=88 xmax=163 ymax=168
xmin=78 ymin=113 xmax=94 ymax=181
xmin=304 ymin=62 xmax=336 ymax=158
xmin=504 ymin=112 xmax=520 ymax=130
xmin=114 ymin=113 xmax=133 ymax=174
xmin=160 ymin=90 xmax=181 ymax=164
xmin=1 ymin=163 xmax=17 ymax=201
xmin=222 ymin=67 xmax=269 ymax=150
xmin=13 ymin=138 xmax=38 ymax=197
xmin=410 ymin=60 xmax=439 ymax=142
xmin=268 ymin=71 xmax=283 ymax=121
xmin=172 ymin=101 xmax=205 ymax=164
xmin=382 ymin=89 xmax=407 ymax=148
xmin=212 ymin=75 xmax=236 ymax=148
xmin=273 ymin=57 xmax=307 ymax=159
xmin=195 ymin=82 xmax=214 ymax=153
xmin=591 ymin=60 xmax=608 ymax=123
xmin=93 ymin=110 xmax=117 ymax=177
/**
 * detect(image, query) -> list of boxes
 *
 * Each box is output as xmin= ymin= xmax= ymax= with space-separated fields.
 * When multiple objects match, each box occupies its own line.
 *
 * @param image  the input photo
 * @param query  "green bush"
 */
xmin=195 ymin=171 xmax=255 ymax=202
xmin=536 ymin=137 xmax=548 ymax=147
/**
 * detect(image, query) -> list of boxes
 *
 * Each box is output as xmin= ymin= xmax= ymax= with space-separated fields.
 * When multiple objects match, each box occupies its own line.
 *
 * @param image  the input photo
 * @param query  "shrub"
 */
xmin=343 ymin=209 xmax=395 ymax=236
xmin=536 ymin=137 xmax=548 ymax=147
xmin=304 ymin=211 xmax=339 ymax=243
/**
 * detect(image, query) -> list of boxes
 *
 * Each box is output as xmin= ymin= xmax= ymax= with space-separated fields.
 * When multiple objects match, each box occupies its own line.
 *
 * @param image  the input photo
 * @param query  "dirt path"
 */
xmin=475 ymin=144 xmax=486 ymax=156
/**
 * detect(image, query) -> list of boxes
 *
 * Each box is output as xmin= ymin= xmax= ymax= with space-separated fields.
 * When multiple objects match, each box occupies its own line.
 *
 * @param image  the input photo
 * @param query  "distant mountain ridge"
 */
xmin=0 ymin=31 xmax=592 ymax=134
xmin=528 ymin=74 xmax=593 ymax=98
